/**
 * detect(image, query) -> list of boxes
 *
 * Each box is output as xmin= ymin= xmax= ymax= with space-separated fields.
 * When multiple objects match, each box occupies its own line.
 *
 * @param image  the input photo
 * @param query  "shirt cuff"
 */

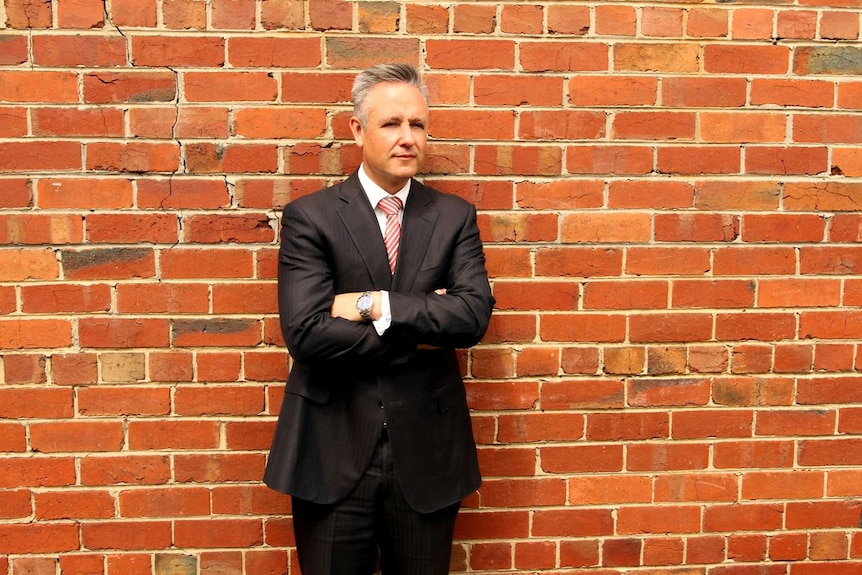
xmin=372 ymin=290 xmax=392 ymax=336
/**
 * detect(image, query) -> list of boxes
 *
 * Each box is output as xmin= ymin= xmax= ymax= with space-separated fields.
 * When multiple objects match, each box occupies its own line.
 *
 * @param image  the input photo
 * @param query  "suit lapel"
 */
xmin=393 ymin=181 xmax=438 ymax=292
xmin=335 ymin=173 xmax=393 ymax=288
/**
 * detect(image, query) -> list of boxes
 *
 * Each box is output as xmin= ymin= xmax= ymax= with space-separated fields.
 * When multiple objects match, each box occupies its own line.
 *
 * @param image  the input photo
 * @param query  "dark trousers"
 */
xmin=291 ymin=435 xmax=460 ymax=575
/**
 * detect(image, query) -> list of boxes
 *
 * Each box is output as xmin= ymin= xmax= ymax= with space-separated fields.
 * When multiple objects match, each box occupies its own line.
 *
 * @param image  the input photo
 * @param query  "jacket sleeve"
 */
xmin=387 ymin=202 xmax=495 ymax=349
xmin=277 ymin=200 xmax=412 ymax=365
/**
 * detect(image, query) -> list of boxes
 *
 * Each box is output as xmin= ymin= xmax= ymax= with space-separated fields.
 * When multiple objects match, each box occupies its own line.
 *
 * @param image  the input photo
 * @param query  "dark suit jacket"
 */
xmin=263 ymin=172 xmax=495 ymax=514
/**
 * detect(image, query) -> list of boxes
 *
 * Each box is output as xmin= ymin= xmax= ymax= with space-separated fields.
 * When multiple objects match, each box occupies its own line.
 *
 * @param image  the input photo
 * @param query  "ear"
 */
xmin=349 ymin=116 xmax=364 ymax=147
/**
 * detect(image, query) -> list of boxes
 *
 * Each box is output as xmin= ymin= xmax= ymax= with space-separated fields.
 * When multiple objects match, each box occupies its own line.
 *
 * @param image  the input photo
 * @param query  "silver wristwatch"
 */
xmin=356 ymin=291 xmax=373 ymax=321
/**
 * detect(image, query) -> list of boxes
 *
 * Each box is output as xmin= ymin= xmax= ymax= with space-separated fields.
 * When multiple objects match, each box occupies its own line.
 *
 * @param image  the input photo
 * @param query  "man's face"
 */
xmin=350 ymin=81 xmax=428 ymax=194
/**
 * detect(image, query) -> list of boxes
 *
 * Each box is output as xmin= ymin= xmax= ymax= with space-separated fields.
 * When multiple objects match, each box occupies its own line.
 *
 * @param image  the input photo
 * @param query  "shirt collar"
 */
xmin=358 ymin=163 xmax=411 ymax=210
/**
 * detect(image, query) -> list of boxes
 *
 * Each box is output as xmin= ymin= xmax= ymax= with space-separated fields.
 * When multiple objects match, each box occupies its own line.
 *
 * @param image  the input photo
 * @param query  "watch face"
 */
xmin=357 ymin=293 xmax=372 ymax=311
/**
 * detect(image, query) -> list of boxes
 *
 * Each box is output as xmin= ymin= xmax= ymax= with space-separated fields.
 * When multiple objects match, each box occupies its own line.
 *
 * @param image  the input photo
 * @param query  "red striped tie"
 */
xmin=378 ymin=195 xmax=402 ymax=274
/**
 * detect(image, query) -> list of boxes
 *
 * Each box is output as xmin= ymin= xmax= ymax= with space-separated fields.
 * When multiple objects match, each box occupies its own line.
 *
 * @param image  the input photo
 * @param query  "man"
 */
xmin=264 ymin=63 xmax=495 ymax=574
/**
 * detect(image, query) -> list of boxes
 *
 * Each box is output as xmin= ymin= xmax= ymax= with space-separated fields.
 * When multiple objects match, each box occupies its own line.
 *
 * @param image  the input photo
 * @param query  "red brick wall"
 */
xmin=2 ymin=0 xmax=862 ymax=573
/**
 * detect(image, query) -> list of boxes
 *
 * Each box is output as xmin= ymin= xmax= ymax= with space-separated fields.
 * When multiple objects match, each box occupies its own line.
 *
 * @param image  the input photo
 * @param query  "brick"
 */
xmin=426 ymin=39 xmax=516 ymax=70
xmin=587 ymin=411 xmax=668 ymax=441
xmin=212 ymin=0 xmax=255 ymax=29
xmin=705 ymin=45 xmax=790 ymax=74
xmin=80 ymin=455 xmax=171 ymax=486
xmin=673 ymin=409 xmax=753 ymax=439
xmin=228 ymin=37 xmax=320 ymax=68
xmin=172 ymin=318 xmax=261 ymax=347
xmin=561 ymin=213 xmax=650 ymax=243
xmin=608 ymin=181 xmax=692 ymax=209
xmin=86 ymin=213 xmax=179 ymax=244
xmin=184 ymin=71 xmax=278 ymax=102
xmin=79 ymin=318 xmax=170 ymax=349
xmin=185 ymin=143 xmax=278 ymax=174
xmin=559 ymin=539 xmax=600 ymax=568
xmin=567 ymin=144 xmax=653 ymax=175
xmin=0 ymin=523 xmax=79 ymax=554
xmin=687 ymin=7 xmax=729 ymax=37
xmin=832 ymin=147 xmax=862 ymax=176
xmin=475 ymin=75 xmax=563 ymax=107
xmin=86 ymin=142 xmax=180 ymax=173
xmin=2 ymin=353 xmax=47 ymax=384
xmin=795 ymin=114 xmax=862 ymax=144
xmin=116 ymin=283 xmax=208 ymax=314
xmin=642 ymin=6 xmax=684 ymax=37
xmin=628 ymin=377 xmax=711 ymax=407
xmin=309 ymin=0 xmax=351 ymax=30
xmin=4 ymin=0 xmax=52 ymax=28
xmin=520 ymin=42 xmax=608 ymax=72
xmin=474 ymin=145 xmax=563 ymax=176
xmin=801 ymin=246 xmax=862 ymax=275
xmin=785 ymin=499 xmax=862 ymax=529
xmin=429 ymin=110 xmax=515 ymax=141
xmin=63 ymin=248 xmax=155 ymax=280
xmin=672 ymin=279 xmax=754 ymax=309
xmin=175 ymin=518 xmax=262 ymax=548
xmin=795 ymin=46 xmax=862 ymax=75
xmin=453 ymin=4 xmax=495 ymax=34
xmin=33 ymin=34 xmax=127 ymax=67
xmin=732 ymin=8 xmax=775 ymax=40
xmin=742 ymin=214 xmax=825 ymax=243
xmin=358 ymin=1 xmax=400 ymax=33
xmin=540 ymin=445 xmax=624 ymax=473
xmin=613 ymin=111 xmax=696 ymax=141
xmin=282 ymin=71 xmax=354 ymax=104
xmin=713 ymin=246 xmax=795 ymax=276
xmin=655 ymin=213 xmax=739 ymax=242
xmin=500 ymin=4 xmax=542 ymax=35
xmin=628 ymin=443 xmax=710 ymax=471
xmin=84 ymin=71 xmax=176 ymax=103
xmin=750 ymin=79 xmax=834 ymax=108
xmin=770 ymin=532 xmax=808 ymax=561
xmin=78 ymin=386 xmax=170 ymax=417
xmin=82 ymin=521 xmax=171 ymax=551
xmin=584 ymin=280 xmax=667 ymax=310
xmin=595 ymin=5 xmax=636 ymax=36
xmin=128 ymin=420 xmax=220 ymax=451
xmin=31 ymin=421 xmax=124 ymax=453
xmin=137 ymin=178 xmax=230 ymax=209
xmin=662 ymin=77 xmax=747 ymax=108
xmin=778 ymin=10 xmax=817 ymax=39
xmin=540 ymin=378 xmax=625 ymax=410
xmin=0 ymin=319 xmax=73 ymax=350
xmin=0 ymin=33 xmax=29 ymax=65
xmin=480 ymin=478 xmax=566 ymax=509
xmin=746 ymin=146 xmax=828 ymax=176
xmin=618 ymin=506 xmax=701 ymax=535
xmin=33 ymin=107 xmax=125 ymax=138
xmin=570 ymin=76 xmax=659 ymax=107
xmin=261 ymin=0 xmax=305 ymax=30
xmin=479 ymin=212 xmax=558 ymax=243
xmin=701 ymin=112 xmax=786 ymax=143
xmin=407 ymin=4 xmax=448 ymax=35
xmin=497 ymin=413 xmax=584 ymax=443
xmin=327 ymin=37 xmax=420 ymax=69
xmin=0 ymin=488 xmax=32 ymax=518
xmin=838 ymin=81 xmax=862 ymax=109
xmin=21 ymin=284 xmax=111 ymax=313
xmin=656 ymin=146 xmax=741 ymax=175
xmin=110 ymin=0 xmax=156 ymax=26
xmin=131 ymin=35 xmax=225 ymax=67
xmin=0 ymin=107 xmax=27 ymax=136
xmin=0 ymin=214 xmax=83 ymax=244
xmin=175 ymin=386 xmax=263 ymax=416
xmin=615 ymin=43 xmax=700 ymax=73
xmin=715 ymin=312 xmax=796 ymax=341
xmin=163 ymin=0 xmax=207 ymax=29
xmin=516 ymin=180 xmax=602 ymax=210
xmin=0 ymin=141 xmax=82 ymax=172
xmin=161 ymin=248 xmax=253 ymax=279
xmin=655 ymin=473 xmax=737 ymax=503
xmin=119 ymin=487 xmax=210 ymax=518
xmin=234 ymin=107 xmax=326 ymax=139
xmin=820 ymin=10 xmax=860 ymax=40
xmin=540 ymin=314 xmax=626 ymax=343
xmin=627 ymin=247 xmax=710 ymax=277
xmin=758 ymin=278 xmax=840 ymax=308
xmin=548 ymin=4 xmax=590 ymax=35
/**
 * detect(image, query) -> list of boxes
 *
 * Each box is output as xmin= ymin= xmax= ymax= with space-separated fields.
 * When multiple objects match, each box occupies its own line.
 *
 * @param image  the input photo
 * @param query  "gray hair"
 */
xmin=352 ymin=63 xmax=428 ymax=127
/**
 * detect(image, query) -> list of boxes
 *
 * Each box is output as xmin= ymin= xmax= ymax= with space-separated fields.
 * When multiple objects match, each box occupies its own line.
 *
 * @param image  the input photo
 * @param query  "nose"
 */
xmin=398 ymin=123 xmax=415 ymax=147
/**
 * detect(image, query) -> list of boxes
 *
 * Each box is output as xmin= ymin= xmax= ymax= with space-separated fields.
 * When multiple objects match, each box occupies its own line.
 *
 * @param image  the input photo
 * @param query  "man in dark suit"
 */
xmin=264 ymin=63 xmax=495 ymax=574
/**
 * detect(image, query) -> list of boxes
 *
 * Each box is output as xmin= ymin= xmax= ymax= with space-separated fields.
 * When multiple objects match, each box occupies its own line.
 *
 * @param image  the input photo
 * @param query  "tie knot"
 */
xmin=378 ymin=195 xmax=402 ymax=216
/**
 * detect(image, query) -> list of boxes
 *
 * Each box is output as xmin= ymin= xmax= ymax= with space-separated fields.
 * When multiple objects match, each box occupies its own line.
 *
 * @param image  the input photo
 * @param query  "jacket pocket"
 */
xmin=286 ymin=364 xmax=331 ymax=405
xmin=434 ymin=378 xmax=467 ymax=413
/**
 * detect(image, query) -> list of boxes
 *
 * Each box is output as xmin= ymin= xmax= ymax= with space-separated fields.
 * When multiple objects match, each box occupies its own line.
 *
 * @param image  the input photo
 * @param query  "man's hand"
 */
xmin=331 ymin=291 xmax=382 ymax=322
